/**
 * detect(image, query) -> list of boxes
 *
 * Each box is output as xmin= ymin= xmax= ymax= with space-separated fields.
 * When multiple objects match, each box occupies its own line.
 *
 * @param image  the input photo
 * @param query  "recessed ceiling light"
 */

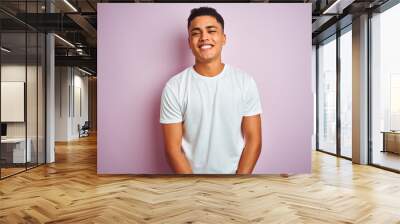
xmin=63 ymin=0 xmax=78 ymax=12
xmin=78 ymin=67 xmax=93 ymax=76
xmin=322 ymin=0 xmax=354 ymax=15
xmin=54 ymin=34 xmax=75 ymax=48
xmin=1 ymin=47 xmax=11 ymax=53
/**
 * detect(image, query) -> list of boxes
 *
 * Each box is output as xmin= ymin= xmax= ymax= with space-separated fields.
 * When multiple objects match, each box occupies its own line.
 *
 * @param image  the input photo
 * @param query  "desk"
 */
xmin=382 ymin=131 xmax=400 ymax=154
xmin=1 ymin=138 xmax=31 ymax=163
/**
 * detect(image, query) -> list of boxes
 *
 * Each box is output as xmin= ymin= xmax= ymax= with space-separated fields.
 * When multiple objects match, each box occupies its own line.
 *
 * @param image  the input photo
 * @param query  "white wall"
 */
xmin=55 ymin=67 xmax=89 ymax=141
xmin=1 ymin=64 xmax=46 ymax=164
xmin=55 ymin=66 xmax=70 ymax=141
xmin=1 ymin=65 xmax=42 ymax=138
xmin=1 ymin=65 xmax=26 ymax=134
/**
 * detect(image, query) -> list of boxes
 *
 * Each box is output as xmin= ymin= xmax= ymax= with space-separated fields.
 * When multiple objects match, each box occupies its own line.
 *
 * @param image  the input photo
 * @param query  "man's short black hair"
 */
xmin=187 ymin=7 xmax=224 ymax=30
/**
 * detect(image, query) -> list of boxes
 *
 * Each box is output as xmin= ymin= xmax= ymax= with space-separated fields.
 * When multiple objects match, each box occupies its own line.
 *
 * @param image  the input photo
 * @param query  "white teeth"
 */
xmin=200 ymin=45 xmax=212 ymax=49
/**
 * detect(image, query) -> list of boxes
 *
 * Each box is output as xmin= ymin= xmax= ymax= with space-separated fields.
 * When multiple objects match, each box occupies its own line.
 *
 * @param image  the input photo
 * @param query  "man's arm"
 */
xmin=162 ymin=123 xmax=193 ymax=174
xmin=236 ymin=114 xmax=262 ymax=174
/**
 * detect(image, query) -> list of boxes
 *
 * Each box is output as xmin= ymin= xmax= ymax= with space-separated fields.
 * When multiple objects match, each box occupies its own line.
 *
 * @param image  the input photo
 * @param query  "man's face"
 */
xmin=188 ymin=15 xmax=226 ymax=63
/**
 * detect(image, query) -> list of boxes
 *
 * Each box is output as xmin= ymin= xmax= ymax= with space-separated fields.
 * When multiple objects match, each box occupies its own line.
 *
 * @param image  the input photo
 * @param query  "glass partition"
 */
xmin=339 ymin=27 xmax=352 ymax=158
xmin=38 ymin=32 xmax=45 ymax=165
xmin=371 ymin=3 xmax=400 ymax=171
xmin=1 ymin=31 xmax=28 ymax=177
xmin=0 ymin=1 xmax=46 ymax=179
xmin=317 ymin=36 xmax=337 ymax=154
xmin=27 ymin=31 xmax=38 ymax=169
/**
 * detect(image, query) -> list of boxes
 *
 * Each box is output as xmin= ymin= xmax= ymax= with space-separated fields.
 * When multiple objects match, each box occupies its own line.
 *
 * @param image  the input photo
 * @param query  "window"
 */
xmin=339 ymin=28 xmax=352 ymax=158
xmin=317 ymin=36 xmax=337 ymax=154
xmin=371 ymin=2 xmax=400 ymax=171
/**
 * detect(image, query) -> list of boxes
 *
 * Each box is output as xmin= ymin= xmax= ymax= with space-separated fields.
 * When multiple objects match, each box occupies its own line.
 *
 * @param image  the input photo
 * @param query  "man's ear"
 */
xmin=223 ymin=33 xmax=227 ymax=46
xmin=188 ymin=37 xmax=190 ymax=48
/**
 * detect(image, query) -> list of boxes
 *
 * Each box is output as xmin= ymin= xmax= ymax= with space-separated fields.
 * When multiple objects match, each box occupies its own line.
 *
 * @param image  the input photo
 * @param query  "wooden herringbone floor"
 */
xmin=1 ymin=134 xmax=400 ymax=224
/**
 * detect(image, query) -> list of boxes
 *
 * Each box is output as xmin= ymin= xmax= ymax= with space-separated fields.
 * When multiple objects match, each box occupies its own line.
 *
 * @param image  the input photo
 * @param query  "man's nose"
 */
xmin=200 ymin=32 xmax=210 ymax=41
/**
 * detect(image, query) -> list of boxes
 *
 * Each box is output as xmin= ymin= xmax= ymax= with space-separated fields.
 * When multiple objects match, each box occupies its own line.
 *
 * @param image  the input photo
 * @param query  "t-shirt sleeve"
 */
xmin=242 ymin=77 xmax=262 ymax=117
xmin=160 ymin=84 xmax=183 ymax=124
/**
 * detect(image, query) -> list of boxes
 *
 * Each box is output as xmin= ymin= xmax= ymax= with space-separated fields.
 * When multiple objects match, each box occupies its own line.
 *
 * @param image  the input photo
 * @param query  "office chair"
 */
xmin=79 ymin=121 xmax=90 ymax=138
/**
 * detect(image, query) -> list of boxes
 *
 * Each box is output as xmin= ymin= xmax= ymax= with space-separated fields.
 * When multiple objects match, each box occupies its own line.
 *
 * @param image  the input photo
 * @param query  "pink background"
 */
xmin=97 ymin=3 xmax=312 ymax=174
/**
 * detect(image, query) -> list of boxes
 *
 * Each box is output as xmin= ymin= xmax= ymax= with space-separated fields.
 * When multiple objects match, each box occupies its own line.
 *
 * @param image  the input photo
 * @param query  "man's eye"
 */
xmin=209 ymin=31 xmax=216 ymax=33
xmin=192 ymin=33 xmax=200 ymax=36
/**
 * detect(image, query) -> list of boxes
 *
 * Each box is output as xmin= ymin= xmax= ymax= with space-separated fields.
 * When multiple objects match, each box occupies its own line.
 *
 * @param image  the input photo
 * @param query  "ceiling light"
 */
xmin=322 ymin=0 xmax=355 ymax=15
xmin=54 ymin=34 xmax=75 ymax=48
xmin=78 ymin=67 xmax=93 ymax=76
xmin=1 ymin=47 xmax=11 ymax=53
xmin=63 ymin=0 xmax=78 ymax=12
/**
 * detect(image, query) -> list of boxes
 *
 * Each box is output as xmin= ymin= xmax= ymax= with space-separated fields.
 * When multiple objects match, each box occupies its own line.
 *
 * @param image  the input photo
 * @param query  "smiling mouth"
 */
xmin=199 ymin=44 xmax=214 ymax=50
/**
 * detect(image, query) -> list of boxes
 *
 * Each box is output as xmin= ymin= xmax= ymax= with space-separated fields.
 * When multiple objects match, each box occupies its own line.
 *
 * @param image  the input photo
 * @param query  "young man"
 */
xmin=160 ymin=7 xmax=262 ymax=174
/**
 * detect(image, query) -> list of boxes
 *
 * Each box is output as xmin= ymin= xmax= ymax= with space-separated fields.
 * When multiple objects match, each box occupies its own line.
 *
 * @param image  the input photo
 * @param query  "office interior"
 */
xmin=0 ymin=0 xmax=97 ymax=179
xmin=0 ymin=0 xmax=399 ymax=222
xmin=315 ymin=0 xmax=400 ymax=172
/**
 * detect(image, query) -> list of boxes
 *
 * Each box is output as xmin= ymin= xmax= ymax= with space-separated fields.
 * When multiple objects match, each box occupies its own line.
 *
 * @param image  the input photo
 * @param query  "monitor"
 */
xmin=1 ymin=123 xmax=7 ymax=137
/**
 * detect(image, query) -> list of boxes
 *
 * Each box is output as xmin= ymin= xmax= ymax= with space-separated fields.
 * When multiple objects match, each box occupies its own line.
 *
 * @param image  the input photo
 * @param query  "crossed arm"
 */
xmin=161 ymin=114 xmax=262 ymax=174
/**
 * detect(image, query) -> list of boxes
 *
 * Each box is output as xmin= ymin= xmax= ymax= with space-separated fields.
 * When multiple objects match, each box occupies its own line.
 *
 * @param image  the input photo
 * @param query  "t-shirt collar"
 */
xmin=191 ymin=64 xmax=227 ymax=80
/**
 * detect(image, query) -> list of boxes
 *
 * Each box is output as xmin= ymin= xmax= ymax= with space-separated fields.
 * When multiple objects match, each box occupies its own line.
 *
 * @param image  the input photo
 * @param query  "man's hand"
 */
xmin=162 ymin=123 xmax=193 ymax=174
xmin=236 ymin=114 xmax=262 ymax=174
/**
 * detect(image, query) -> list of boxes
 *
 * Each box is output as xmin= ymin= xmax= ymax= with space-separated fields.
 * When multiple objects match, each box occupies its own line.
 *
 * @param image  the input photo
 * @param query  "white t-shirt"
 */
xmin=160 ymin=64 xmax=262 ymax=174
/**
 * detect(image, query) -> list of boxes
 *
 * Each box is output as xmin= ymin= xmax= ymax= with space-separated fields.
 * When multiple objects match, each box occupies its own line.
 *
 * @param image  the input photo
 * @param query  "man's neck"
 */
xmin=193 ymin=60 xmax=225 ymax=77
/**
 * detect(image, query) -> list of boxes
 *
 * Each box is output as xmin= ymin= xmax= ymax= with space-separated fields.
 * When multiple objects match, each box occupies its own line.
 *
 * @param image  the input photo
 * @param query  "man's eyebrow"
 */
xmin=206 ymin=26 xmax=217 ymax=29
